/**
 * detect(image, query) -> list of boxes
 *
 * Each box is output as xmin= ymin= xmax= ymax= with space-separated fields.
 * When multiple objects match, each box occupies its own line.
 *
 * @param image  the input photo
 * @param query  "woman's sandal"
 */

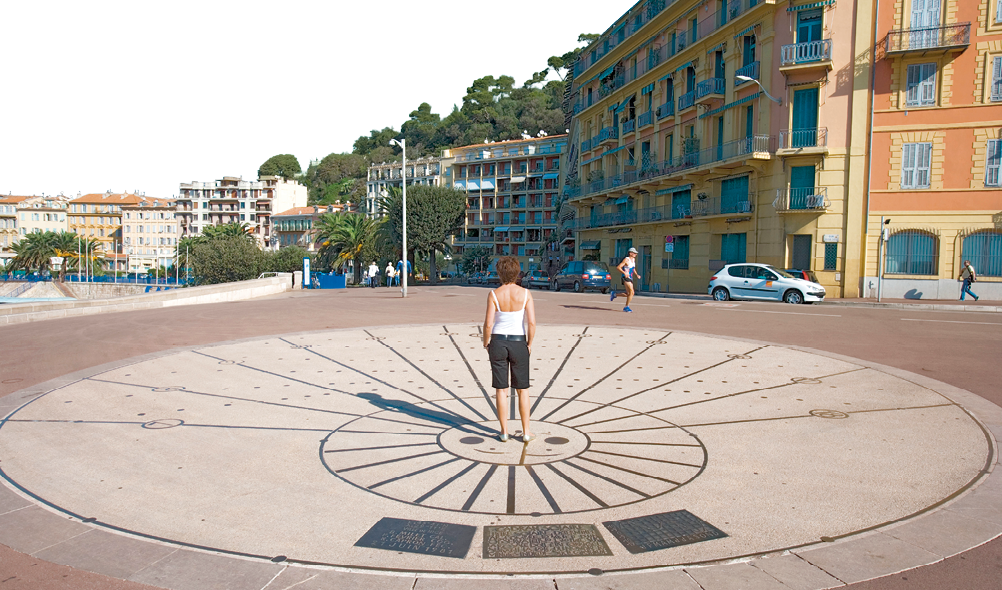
xmin=499 ymin=433 xmax=510 ymax=442
xmin=522 ymin=433 xmax=536 ymax=443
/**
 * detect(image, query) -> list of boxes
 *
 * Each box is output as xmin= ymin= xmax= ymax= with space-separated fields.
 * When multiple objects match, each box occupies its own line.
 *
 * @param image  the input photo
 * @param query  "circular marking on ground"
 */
xmin=809 ymin=409 xmax=849 ymax=419
xmin=0 ymin=324 xmax=991 ymax=576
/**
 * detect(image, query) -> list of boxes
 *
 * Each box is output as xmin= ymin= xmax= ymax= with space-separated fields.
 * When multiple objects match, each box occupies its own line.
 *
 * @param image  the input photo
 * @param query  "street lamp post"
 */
xmin=390 ymin=138 xmax=407 ymax=298
xmin=735 ymin=75 xmax=782 ymax=106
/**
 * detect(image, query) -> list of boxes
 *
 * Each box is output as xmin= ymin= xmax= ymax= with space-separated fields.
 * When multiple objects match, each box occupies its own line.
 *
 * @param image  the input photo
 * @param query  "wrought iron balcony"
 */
xmin=695 ymin=78 xmax=726 ymax=100
xmin=780 ymin=39 xmax=833 ymax=68
xmin=623 ymin=118 xmax=636 ymax=133
xmin=885 ymin=23 xmax=970 ymax=54
xmin=734 ymin=61 xmax=760 ymax=84
xmin=595 ymin=126 xmax=619 ymax=144
xmin=638 ymin=110 xmax=654 ymax=128
xmin=778 ymin=128 xmax=828 ymax=151
xmin=581 ymin=138 xmax=592 ymax=152
xmin=678 ymin=91 xmax=696 ymax=111
xmin=656 ymin=102 xmax=674 ymax=120
xmin=773 ymin=187 xmax=830 ymax=212
xmin=691 ymin=195 xmax=753 ymax=217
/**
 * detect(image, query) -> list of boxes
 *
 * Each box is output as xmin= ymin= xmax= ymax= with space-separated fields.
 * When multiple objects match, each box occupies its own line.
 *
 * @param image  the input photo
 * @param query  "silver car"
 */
xmin=708 ymin=263 xmax=825 ymax=304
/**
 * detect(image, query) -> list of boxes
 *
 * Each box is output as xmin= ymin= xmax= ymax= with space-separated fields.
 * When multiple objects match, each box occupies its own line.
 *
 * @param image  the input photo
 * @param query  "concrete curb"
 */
xmin=820 ymin=300 xmax=1002 ymax=312
xmin=0 ymin=275 xmax=292 ymax=325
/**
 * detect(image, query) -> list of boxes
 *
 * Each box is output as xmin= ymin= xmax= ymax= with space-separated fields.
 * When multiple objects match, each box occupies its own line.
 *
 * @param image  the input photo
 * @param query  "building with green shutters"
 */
xmin=563 ymin=0 xmax=875 ymax=296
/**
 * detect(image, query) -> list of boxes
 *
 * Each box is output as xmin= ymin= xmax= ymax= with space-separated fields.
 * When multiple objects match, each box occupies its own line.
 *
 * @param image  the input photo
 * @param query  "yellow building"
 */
xmin=565 ymin=0 xmax=875 ymax=297
xmin=68 ymin=192 xmax=146 ymax=256
xmin=16 ymin=195 xmax=70 ymax=237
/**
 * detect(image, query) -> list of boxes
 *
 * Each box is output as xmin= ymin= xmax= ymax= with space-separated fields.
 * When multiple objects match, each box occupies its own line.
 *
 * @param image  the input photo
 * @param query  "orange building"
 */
xmin=68 ymin=192 xmax=148 ymax=256
xmin=868 ymin=0 xmax=1002 ymax=298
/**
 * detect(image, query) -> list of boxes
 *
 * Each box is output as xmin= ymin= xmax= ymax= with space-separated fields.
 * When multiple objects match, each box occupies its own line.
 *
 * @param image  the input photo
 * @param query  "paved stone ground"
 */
xmin=1 ymin=285 xmax=1001 ymax=589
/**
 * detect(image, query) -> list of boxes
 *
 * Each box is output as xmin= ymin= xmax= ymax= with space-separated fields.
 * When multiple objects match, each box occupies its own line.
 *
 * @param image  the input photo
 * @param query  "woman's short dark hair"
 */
xmin=496 ymin=256 xmax=521 ymax=284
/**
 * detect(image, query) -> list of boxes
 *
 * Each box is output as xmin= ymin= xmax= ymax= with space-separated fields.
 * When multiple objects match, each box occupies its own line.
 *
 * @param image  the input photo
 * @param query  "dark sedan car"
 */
xmin=524 ymin=270 xmax=549 ymax=289
xmin=551 ymin=261 xmax=612 ymax=293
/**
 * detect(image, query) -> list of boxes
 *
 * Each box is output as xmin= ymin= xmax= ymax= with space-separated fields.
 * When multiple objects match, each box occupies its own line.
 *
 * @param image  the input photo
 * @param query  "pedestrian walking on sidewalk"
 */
xmin=368 ymin=261 xmax=379 ymax=289
xmin=385 ymin=262 xmax=394 ymax=287
xmin=960 ymin=260 xmax=979 ymax=301
xmin=610 ymin=247 xmax=641 ymax=312
xmin=483 ymin=256 xmax=536 ymax=443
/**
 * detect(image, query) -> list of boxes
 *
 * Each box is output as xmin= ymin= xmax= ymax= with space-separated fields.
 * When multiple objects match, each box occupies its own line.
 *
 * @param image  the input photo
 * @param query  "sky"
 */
xmin=2 ymin=1 xmax=629 ymax=201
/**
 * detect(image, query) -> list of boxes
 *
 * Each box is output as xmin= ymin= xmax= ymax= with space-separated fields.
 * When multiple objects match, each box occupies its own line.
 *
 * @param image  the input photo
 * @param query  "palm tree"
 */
xmin=200 ymin=222 xmax=255 ymax=243
xmin=315 ymin=212 xmax=385 ymax=283
xmin=8 ymin=231 xmax=103 ymax=282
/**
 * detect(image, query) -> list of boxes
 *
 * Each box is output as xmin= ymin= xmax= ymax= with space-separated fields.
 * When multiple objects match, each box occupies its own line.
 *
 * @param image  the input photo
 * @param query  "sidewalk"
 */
xmin=820 ymin=297 xmax=1002 ymax=312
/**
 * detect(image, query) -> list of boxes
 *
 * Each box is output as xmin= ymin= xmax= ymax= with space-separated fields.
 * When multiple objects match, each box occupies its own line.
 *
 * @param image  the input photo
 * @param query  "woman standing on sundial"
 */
xmin=482 ymin=256 xmax=537 ymax=443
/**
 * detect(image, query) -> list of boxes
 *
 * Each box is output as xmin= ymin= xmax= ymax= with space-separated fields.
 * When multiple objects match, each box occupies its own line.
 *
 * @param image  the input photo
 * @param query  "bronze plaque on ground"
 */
xmin=482 ymin=524 xmax=613 ymax=558
xmin=602 ymin=510 xmax=727 ymax=554
xmin=354 ymin=517 xmax=476 ymax=559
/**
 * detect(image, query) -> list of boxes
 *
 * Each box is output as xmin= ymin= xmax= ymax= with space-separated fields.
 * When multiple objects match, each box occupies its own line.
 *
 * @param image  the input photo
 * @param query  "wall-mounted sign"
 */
xmin=665 ymin=235 xmax=674 ymax=244
xmin=823 ymin=234 xmax=840 ymax=243
xmin=665 ymin=243 xmax=674 ymax=253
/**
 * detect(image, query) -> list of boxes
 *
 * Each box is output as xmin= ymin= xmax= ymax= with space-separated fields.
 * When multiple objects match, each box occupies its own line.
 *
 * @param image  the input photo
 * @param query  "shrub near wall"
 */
xmin=189 ymin=237 xmax=263 ymax=285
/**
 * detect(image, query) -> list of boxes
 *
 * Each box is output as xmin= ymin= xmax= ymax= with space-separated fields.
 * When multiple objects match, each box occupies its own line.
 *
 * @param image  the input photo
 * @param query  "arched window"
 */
xmin=886 ymin=230 xmax=937 ymax=275
xmin=962 ymin=230 xmax=1002 ymax=277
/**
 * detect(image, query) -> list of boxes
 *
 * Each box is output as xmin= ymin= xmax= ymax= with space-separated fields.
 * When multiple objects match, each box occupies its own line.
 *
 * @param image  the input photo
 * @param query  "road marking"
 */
xmin=720 ymin=309 xmax=841 ymax=317
xmin=901 ymin=318 xmax=1002 ymax=326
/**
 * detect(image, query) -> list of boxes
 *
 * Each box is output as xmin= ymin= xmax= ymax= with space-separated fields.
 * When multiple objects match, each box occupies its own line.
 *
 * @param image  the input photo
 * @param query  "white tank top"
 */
xmin=624 ymin=257 xmax=635 ymax=273
xmin=491 ymin=289 xmax=527 ymax=336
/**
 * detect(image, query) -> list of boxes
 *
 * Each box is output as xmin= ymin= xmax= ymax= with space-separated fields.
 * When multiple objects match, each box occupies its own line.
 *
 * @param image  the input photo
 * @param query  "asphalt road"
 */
xmin=1 ymin=284 xmax=1000 ymax=589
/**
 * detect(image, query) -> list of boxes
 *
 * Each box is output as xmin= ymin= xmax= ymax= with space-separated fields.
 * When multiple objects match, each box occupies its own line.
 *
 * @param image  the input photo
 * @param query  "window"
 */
xmin=987 ymin=139 xmax=1002 ymax=187
xmin=721 ymin=233 xmax=747 ymax=264
xmin=997 ymin=0 xmax=1002 ymax=23
xmin=671 ymin=235 xmax=689 ymax=269
xmin=962 ymin=230 xmax=1002 ymax=277
xmin=906 ymin=63 xmax=936 ymax=106
xmin=901 ymin=143 xmax=932 ymax=188
xmin=992 ymin=57 xmax=1002 ymax=102
xmin=886 ymin=230 xmax=937 ymax=275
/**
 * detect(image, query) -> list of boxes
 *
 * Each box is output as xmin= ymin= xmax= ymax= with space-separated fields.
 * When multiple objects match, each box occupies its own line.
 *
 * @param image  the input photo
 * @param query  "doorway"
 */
xmin=791 ymin=235 xmax=812 ymax=270
xmin=640 ymin=245 xmax=652 ymax=291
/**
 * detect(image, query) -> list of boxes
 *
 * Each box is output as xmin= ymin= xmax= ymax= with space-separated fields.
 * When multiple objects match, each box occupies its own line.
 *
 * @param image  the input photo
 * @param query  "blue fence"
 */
xmin=1 ymin=273 xmax=188 ymax=285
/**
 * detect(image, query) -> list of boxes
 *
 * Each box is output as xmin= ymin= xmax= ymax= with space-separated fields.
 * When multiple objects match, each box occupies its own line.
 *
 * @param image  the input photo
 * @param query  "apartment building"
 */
xmin=0 ymin=196 xmax=30 ymax=250
xmin=68 ymin=192 xmax=146 ymax=255
xmin=448 ymin=136 xmax=568 ymax=272
xmin=272 ymin=204 xmax=343 ymax=251
xmin=365 ymin=156 xmax=450 ymax=217
xmin=176 ymin=176 xmax=307 ymax=248
xmin=867 ymin=0 xmax=1002 ymax=299
xmin=121 ymin=197 xmax=180 ymax=273
xmin=565 ymin=0 xmax=874 ymax=296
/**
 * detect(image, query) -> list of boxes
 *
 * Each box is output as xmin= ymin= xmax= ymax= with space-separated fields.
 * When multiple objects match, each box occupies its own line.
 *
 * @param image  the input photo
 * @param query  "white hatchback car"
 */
xmin=708 ymin=263 xmax=826 ymax=304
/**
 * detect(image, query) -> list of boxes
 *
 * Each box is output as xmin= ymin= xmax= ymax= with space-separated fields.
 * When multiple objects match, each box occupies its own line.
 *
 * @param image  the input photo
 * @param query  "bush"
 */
xmin=262 ymin=246 xmax=312 ymax=274
xmin=190 ymin=236 xmax=264 ymax=285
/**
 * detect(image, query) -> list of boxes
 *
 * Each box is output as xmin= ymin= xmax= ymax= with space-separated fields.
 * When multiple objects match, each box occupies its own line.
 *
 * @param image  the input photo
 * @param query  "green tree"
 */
xmin=314 ymin=212 xmax=385 ymax=283
xmin=379 ymin=185 xmax=465 ymax=285
xmin=189 ymin=236 xmax=263 ymax=285
xmin=304 ymin=153 xmax=369 ymax=205
xmin=352 ymin=127 xmax=399 ymax=156
xmin=263 ymin=245 xmax=313 ymax=273
xmin=257 ymin=154 xmax=302 ymax=180
xmin=201 ymin=222 xmax=256 ymax=243
xmin=8 ymin=231 xmax=102 ymax=282
xmin=459 ymin=245 xmax=493 ymax=275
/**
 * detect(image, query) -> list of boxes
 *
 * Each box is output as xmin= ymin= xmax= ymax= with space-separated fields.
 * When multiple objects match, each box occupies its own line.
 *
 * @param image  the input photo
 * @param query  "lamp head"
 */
xmin=735 ymin=75 xmax=753 ymax=82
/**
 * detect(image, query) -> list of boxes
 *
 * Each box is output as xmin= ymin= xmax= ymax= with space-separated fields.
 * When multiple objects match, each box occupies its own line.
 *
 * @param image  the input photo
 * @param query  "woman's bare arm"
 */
xmin=524 ymin=288 xmax=536 ymax=354
xmin=483 ymin=291 xmax=495 ymax=348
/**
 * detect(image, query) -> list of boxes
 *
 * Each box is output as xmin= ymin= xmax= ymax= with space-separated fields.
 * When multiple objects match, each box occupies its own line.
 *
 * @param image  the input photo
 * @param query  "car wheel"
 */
xmin=573 ymin=281 xmax=582 ymax=293
xmin=601 ymin=288 xmax=609 ymax=295
xmin=553 ymin=280 xmax=561 ymax=292
xmin=783 ymin=289 xmax=804 ymax=304
xmin=712 ymin=287 xmax=730 ymax=301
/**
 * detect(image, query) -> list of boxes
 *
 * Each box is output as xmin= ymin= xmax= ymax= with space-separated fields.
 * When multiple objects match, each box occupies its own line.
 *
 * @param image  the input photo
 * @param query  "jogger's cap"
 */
xmin=628 ymin=247 xmax=638 ymax=254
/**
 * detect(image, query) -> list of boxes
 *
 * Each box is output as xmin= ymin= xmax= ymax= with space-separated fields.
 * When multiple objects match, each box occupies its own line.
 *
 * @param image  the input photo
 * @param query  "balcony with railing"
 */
xmin=595 ymin=126 xmax=619 ymax=145
xmin=777 ymin=128 xmax=829 ymax=154
xmin=773 ymin=187 xmax=830 ymax=213
xmin=581 ymin=138 xmax=593 ymax=152
xmin=885 ymin=23 xmax=970 ymax=54
xmin=678 ymin=91 xmax=696 ymax=112
xmin=656 ymin=101 xmax=674 ymax=120
xmin=637 ymin=110 xmax=654 ymax=128
xmin=623 ymin=118 xmax=636 ymax=134
xmin=780 ymin=39 xmax=833 ymax=71
xmin=734 ymin=61 xmax=760 ymax=84
xmin=691 ymin=195 xmax=753 ymax=217
xmin=571 ymin=135 xmax=774 ymax=202
xmin=695 ymin=78 xmax=726 ymax=102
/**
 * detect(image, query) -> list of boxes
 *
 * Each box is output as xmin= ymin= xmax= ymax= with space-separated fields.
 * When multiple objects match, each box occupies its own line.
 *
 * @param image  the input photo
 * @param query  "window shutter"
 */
xmin=993 ymin=56 xmax=1002 ymax=101
xmin=902 ymin=144 xmax=916 ymax=188
xmin=987 ymin=139 xmax=1002 ymax=186
xmin=920 ymin=63 xmax=936 ymax=105
xmin=997 ymin=0 xmax=1002 ymax=23
xmin=906 ymin=65 xmax=921 ymax=105
xmin=917 ymin=143 xmax=932 ymax=188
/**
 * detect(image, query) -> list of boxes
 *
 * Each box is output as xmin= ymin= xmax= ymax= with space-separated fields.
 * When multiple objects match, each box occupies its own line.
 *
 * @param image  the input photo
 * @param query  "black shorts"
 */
xmin=488 ymin=338 xmax=530 ymax=389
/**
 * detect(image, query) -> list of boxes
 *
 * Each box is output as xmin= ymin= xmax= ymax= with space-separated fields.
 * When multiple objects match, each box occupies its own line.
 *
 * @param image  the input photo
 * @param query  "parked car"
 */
xmin=551 ymin=261 xmax=612 ymax=293
xmin=782 ymin=268 xmax=819 ymax=284
xmin=524 ymin=270 xmax=550 ymax=289
xmin=485 ymin=271 xmax=500 ymax=285
xmin=466 ymin=272 xmax=483 ymax=284
xmin=708 ymin=263 xmax=825 ymax=304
